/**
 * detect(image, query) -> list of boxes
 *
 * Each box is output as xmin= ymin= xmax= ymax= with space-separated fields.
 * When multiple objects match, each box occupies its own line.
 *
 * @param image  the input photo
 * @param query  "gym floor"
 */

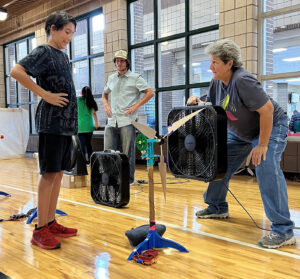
xmin=0 ymin=157 xmax=299 ymax=279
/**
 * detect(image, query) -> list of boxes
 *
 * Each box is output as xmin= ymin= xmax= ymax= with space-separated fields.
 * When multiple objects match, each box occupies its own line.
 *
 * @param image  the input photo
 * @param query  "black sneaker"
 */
xmin=258 ymin=233 xmax=296 ymax=249
xmin=130 ymin=180 xmax=140 ymax=186
xmin=196 ymin=207 xmax=229 ymax=219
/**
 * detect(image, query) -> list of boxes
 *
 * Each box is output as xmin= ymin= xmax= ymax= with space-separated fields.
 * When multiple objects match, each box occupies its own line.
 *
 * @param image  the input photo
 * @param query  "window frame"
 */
xmin=4 ymin=9 xmax=106 ymax=135
xmin=69 ymin=8 xmax=104 ymax=99
xmin=127 ymin=0 xmax=218 ymax=132
xmin=4 ymin=34 xmax=37 ymax=134
xmin=258 ymin=3 xmax=300 ymax=83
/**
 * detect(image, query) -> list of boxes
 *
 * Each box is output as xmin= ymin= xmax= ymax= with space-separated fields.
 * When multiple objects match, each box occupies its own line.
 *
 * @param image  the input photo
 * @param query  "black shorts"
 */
xmin=38 ymin=133 xmax=72 ymax=175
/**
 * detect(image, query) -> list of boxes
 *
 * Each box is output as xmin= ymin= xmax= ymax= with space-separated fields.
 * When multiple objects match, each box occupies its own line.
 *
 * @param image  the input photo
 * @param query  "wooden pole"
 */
xmin=147 ymin=165 xmax=155 ymax=221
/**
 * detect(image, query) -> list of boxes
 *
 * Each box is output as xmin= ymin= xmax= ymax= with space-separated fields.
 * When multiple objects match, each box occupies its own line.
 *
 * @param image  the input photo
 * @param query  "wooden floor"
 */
xmin=0 ymin=157 xmax=300 ymax=279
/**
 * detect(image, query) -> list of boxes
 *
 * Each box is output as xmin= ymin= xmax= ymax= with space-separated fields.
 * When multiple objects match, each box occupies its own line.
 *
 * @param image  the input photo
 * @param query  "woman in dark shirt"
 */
xmin=188 ymin=39 xmax=295 ymax=249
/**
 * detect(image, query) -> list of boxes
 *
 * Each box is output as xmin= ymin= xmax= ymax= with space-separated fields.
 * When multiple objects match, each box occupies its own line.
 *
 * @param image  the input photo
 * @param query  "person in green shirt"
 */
xmin=77 ymin=86 xmax=99 ymax=164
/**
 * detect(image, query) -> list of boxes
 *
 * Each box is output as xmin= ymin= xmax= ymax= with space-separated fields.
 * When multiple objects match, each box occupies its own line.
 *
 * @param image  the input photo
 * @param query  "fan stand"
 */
xmin=0 ymin=191 xmax=10 ymax=197
xmin=26 ymin=208 xmax=67 ymax=224
xmin=127 ymin=139 xmax=188 ymax=261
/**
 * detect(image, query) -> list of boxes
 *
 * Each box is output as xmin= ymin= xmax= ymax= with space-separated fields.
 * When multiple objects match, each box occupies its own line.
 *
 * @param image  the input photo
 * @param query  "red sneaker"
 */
xmin=48 ymin=220 xmax=77 ymax=237
xmin=31 ymin=225 xmax=61 ymax=249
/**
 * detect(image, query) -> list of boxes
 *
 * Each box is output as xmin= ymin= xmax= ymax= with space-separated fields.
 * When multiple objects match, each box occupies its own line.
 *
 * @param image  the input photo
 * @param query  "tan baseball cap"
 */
xmin=114 ymin=50 xmax=127 ymax=60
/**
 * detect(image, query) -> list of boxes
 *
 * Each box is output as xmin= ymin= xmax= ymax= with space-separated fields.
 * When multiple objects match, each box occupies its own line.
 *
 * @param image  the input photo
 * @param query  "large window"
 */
xmin=4 ymin=10 xmax=106 ymax=135
xmin=128 ymin=0 xmax=219 ymax=134
xmin=259 ymin=1 xmax=300 ymax=118
xmin=69 ymin=10 xmax=106 ymax=126
xmin=4 ymin=36 xmax=38 ymax=134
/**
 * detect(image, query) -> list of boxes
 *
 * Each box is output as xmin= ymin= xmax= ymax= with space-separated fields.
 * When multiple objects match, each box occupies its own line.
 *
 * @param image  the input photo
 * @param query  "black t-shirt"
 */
xmin=207 ymin=68 xmax=285 ymax=141
xmin=19 ymin=44 xmax=77 ymax=135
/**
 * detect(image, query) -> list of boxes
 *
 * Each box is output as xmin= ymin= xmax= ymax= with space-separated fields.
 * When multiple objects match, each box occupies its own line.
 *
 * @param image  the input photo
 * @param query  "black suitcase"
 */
xmin=90 ymin=151 xmax=130 ymax=208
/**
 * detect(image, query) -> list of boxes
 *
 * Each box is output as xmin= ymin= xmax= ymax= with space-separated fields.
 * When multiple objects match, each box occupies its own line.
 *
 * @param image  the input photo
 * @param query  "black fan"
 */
xmin=167 ymin=106 xmax=227 ymax=182
xmin=90 ymin=151 xmax=130 ymax=208
xmin=64 ymin=135 xmax=88 ymax=176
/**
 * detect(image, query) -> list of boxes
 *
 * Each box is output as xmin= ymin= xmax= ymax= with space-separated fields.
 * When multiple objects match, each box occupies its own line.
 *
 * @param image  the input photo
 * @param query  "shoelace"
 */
xmin=265 ymin=233 xmax=279 ymax=240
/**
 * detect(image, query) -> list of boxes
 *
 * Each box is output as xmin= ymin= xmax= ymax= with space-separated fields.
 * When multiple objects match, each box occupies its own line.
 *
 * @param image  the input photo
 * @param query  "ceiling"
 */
xmin=0 ymin=0 xmax=43 ymax=19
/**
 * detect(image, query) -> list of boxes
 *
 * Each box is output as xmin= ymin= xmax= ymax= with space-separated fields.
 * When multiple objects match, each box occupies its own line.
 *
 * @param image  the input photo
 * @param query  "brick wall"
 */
xmin=219 ymin=0 xmax=258 ymax=76
xmin=103 ymin=0 xmax=127 ymax=81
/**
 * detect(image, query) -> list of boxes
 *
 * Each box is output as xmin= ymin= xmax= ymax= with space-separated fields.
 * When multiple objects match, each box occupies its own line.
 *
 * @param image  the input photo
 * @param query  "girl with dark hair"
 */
xmin=10 ymin=11 xmax=77 ymax=250
xmin=77 ymin=86 xmax=99 ymax=164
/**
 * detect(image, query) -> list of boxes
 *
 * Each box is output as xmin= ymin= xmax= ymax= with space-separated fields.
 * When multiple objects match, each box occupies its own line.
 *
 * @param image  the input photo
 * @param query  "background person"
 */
xmin=10 ymin=11 xmax=78 ymax=250
xmin=102 ymin=50 xmax=154 ymax=185
xmin=77 ymin=86 xmax=99 ymax=164
xmin=187 ymin=39 xmax=295 ymax=249
xmin=289 ymin=110 xmax=300 ymax=133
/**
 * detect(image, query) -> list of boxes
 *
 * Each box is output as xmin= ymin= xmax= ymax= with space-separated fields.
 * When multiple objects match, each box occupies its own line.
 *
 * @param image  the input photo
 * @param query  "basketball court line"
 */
xmin=1 ymin=183 xmax=300 ymax=260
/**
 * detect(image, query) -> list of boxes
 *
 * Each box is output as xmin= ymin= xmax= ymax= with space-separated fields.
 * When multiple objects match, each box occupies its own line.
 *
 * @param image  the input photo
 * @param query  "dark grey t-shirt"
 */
xmin=207 ymin=68 xmax=284 ymax=141
xmin=19 ymin=44 xmax=77 ymax=136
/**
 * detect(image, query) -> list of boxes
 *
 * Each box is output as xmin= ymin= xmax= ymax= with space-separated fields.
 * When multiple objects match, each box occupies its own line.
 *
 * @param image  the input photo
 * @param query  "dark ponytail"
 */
xmin=81 ymin=86 xmax=98 ymax=111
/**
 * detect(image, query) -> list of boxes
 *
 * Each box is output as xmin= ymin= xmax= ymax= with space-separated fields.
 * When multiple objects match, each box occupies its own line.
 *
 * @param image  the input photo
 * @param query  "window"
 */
xmin=263 ymin=79 xmax=300 ymax=117
xmin=4 ymin=36 xmax=37 ymax=134
xmin=131 ymin=45 xmax=155 ymax=129
xmin=68 ymin=10 xmax=106 ymax=126
xmin=4 ymin=10 xmax=106 ymax=134
xmin=259 ymin=1 xmax=300 ymax=118
xmin=128 ymin=0 xmax=219 ymax=134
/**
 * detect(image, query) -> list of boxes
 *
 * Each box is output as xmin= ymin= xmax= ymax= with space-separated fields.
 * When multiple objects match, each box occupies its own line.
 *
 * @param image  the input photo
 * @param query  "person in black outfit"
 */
xmin=10 ymin=11 xmax=78 ymax=250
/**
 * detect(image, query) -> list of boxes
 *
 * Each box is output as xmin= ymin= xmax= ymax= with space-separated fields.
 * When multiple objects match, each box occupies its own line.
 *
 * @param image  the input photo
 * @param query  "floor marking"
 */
xmin=1 ymin=183 xmax=300 ymax=260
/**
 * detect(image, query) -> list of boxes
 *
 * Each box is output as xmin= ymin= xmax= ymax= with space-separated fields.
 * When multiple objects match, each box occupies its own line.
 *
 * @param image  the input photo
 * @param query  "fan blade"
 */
xmin=131 ymin=120 xmax=157 ymax=139
xmin=158 ymin=155 xmax=167 ymax=202
xmin=164 ymin=108 xmax=205 ymax=138
xmin=147 ymin=165 xmax=155 ymax=221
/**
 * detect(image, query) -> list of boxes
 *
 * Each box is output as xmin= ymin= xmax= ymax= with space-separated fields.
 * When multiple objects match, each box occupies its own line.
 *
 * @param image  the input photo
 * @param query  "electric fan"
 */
xmin=64 ymin=135 xmax=88 ymax=176
xmin=167 ymin=105 xmax=227 ymax=182
xmin=90 ymin=151 xmax=130 ymax=208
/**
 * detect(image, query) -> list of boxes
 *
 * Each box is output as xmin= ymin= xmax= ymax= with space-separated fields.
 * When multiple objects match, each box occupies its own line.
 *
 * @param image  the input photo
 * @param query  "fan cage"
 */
xmin=167 ymin=106 xmax=224 ymax=182
xmin=90 ymin=152 xmax=129 ymax=207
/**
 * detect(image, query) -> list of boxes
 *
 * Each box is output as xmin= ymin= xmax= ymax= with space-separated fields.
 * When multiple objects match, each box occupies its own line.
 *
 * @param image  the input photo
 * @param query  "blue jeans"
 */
xmin=204 ymin=116 xmax=294 ymax=237
xmin=104 ymin=124 xmax=136 ymax=183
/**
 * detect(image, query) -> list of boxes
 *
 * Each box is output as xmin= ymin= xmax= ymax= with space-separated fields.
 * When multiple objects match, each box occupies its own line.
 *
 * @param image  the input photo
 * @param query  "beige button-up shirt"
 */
xmin=103 ymin=70 xmax=150 ymax=127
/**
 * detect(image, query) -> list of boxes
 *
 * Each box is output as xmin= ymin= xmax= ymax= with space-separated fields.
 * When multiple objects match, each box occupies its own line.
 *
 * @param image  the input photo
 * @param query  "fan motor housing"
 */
xmin=167 ymin=106 xmax=227 ymax=182
xmin=184 ymin=134 xmax=196 ymax=152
